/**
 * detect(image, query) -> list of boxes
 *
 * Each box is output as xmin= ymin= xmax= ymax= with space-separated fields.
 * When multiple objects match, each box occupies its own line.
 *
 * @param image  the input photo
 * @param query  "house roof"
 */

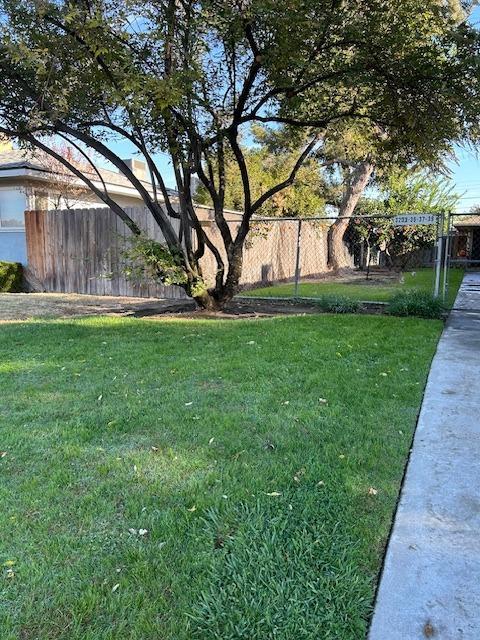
xmin=0 ymin=147 xmax=178 ymax=197
xmin=453 ymin=215 xmax=480 ymax=228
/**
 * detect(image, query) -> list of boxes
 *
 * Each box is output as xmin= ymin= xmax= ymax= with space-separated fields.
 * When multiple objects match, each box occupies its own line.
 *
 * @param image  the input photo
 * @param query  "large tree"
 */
xmin=309 ymin=0 xmax=480 ymax=271
xmin=0 ymin=0 xmax=479 ymax=309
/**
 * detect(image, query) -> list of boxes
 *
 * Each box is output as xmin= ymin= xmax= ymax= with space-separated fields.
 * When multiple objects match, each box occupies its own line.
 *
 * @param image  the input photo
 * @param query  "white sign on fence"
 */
xmin=393 ymin=214 xmax=438 ymax=226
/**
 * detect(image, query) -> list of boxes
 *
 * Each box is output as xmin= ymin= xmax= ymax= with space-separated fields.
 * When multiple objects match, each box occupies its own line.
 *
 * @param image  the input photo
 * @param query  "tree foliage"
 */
xmin=351 ymin=170 xmax=460 ymax=268
xmin=0 ymin=0 xmax=479 ymax=307
xmin=361 ymin=169 xmax=460 ymax=215
xmin=195 ymin=125 xmax=334 ymax=217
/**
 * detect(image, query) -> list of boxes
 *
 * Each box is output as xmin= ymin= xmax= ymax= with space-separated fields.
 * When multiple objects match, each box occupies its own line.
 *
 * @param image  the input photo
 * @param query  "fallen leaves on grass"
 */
xmin=293 ymin=468 xmax=306 ymax=483
xmin=128 ymin=528 xmax=149 ymax=536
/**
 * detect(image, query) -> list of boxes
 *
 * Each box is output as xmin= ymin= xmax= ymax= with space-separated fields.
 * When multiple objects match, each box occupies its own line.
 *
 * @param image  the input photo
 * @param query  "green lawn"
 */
xmin=0 ymin=314 xmax=442 ymax=639
xmin=242 ymin=267 xmax=464 ymax=307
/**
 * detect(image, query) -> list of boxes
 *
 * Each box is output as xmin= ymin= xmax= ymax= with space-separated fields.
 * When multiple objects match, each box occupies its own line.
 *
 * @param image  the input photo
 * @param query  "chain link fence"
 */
xmin=231 ymin=214 xmax=443 ymax=305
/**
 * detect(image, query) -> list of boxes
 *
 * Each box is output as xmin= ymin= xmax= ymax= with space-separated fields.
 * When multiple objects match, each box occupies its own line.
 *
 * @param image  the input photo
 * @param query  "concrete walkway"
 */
xmin=369 ymin=273 xmax=480 ymax=640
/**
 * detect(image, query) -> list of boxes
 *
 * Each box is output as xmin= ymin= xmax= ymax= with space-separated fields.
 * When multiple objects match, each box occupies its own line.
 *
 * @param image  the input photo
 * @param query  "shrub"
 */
xmin=0 ymin=261 xmax=23 ymax=292
xmin=316 ymin=295 xmax=360 ymax=314
xmin=122 ymin=235 xmax=188 ymax=287
xmin=388 ymin=290 xmax=444 ymax=319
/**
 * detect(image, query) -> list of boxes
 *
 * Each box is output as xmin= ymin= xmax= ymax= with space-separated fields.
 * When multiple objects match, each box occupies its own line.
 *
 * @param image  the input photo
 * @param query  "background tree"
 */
xmin=33 ymin=142 xmax=96 ymax=210
xmin=351 ymin=169 xmax=460 ymax=270
xmin=195 ymin=125 xmax=336 ymax=217
xmin=0 ymin=0 xmax=479 ymax=308
xmin=307 ymin=0 xmax=480 ymax=271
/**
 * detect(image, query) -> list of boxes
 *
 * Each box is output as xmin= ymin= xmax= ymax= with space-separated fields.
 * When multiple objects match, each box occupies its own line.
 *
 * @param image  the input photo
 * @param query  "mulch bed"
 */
xmin=133 ymin=297 xmax=387 ymax=320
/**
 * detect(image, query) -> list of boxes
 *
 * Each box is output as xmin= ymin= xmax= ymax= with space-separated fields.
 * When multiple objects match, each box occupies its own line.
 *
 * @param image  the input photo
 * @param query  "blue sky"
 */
xmin=106 ymin=6 xmax=480 ymax=212
xmin=448 ymin=145 xmax=480 ymax=212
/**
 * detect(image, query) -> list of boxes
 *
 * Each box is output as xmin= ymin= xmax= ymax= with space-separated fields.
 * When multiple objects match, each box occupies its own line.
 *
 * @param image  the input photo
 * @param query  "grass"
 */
xmin=0 ymin=314 xmax=442 ymax=639
xmin=242 ymin=267 xmax=464 ymax=308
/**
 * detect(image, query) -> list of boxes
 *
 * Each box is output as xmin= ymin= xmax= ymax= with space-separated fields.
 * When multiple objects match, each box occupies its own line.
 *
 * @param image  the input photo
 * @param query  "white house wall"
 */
xmin=39 ymin=192 xmax=148 ymax=211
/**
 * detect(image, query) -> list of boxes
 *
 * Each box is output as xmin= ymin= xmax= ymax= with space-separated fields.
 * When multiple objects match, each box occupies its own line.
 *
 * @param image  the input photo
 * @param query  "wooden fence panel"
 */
xmin=25 ymin=211 xmax=46 ymax=285
xmin=25 ymin=207 xmax=187 ymax=299
xmin=115 ymin=214 xmax=129 ymax=297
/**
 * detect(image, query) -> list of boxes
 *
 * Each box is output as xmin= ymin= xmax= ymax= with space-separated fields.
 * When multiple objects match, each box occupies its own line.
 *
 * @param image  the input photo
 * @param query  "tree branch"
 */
xmin=251 ymin=135 xmax=320 ymax=214
xmin=12 ymin=132 xmax=141 ymax=235
xmin=53 ymin=122 xmax=181 ymax=250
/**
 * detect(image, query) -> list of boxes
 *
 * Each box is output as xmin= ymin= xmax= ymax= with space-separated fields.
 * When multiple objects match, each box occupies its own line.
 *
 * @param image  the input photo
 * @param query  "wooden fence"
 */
xmin=25 ymin=207 xmax=331 ymax=298
xmin=25 ymin=207 xmax=186 ymax=298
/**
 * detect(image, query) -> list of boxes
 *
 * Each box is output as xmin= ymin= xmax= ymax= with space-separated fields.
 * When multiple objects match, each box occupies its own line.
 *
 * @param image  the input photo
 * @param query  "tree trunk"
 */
xmin=192 ymin=245 xmax=244 ymax=311
xmin=193 ymin=291 xmax=224 ymax=311
xmin=328 ymin=161 xmax=374 ymax=271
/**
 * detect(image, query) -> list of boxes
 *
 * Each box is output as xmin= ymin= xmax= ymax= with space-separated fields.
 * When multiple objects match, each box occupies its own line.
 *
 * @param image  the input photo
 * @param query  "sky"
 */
xmin=448 ymin=146 xmax=480 ymax=212
xmin=104 ymin=5 xmax=480 ymax=213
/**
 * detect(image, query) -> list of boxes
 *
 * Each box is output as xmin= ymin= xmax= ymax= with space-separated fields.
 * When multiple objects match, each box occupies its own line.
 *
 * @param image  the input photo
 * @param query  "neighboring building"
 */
xmin=0 ymin=138 xmax=170 ymax=264
xmin=451 ymin=215 xmax=480 ymax=264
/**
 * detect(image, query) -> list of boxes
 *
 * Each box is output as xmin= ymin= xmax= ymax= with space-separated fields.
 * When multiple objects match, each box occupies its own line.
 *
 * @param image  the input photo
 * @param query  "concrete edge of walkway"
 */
xmin=368 ymin=273 xmax=480 ymax=640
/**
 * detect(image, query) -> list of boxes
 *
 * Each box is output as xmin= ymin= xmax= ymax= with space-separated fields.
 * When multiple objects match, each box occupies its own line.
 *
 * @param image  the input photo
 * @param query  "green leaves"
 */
xmin=122 ymin=235 xmax=189 ymax=287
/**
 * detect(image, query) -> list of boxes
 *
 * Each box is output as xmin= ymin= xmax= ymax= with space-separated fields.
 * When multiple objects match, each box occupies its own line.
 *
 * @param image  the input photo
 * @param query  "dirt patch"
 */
xmin=0 ymin=292 xmax=386 ymax=323
xmin=0 ymin=293 xmax=187 ymax=322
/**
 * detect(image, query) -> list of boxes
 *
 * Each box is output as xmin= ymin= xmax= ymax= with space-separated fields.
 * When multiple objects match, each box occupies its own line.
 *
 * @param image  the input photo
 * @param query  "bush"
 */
xmin=316 ymin=295 xmax=360 ymax=314
xmin=122 ymin=235 xmax=188 ymax=287
xmin=388 ymin=290 xmax=444 ymax=319
xmin=0 ymin=261 xmax=23 ymax=292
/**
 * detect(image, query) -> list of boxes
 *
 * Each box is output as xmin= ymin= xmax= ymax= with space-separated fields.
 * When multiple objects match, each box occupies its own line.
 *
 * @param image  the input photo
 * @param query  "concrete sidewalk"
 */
xmin=369 ymin=273 xmax=480 ymax=640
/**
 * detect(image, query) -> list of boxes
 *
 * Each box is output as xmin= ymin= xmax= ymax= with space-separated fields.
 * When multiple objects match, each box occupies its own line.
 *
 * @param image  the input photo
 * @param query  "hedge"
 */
xmin=0 ymin=261 xmax=23 ymax=292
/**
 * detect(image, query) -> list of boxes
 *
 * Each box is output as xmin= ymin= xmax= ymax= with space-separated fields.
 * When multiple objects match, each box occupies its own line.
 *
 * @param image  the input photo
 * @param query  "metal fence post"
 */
xmin=294 ymin=219 xmax=302 ymax=297
xmin=442 ymin=213 xmax=451 ymax=302
xmin=433 ymin=213 xmax=444 ymax=298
